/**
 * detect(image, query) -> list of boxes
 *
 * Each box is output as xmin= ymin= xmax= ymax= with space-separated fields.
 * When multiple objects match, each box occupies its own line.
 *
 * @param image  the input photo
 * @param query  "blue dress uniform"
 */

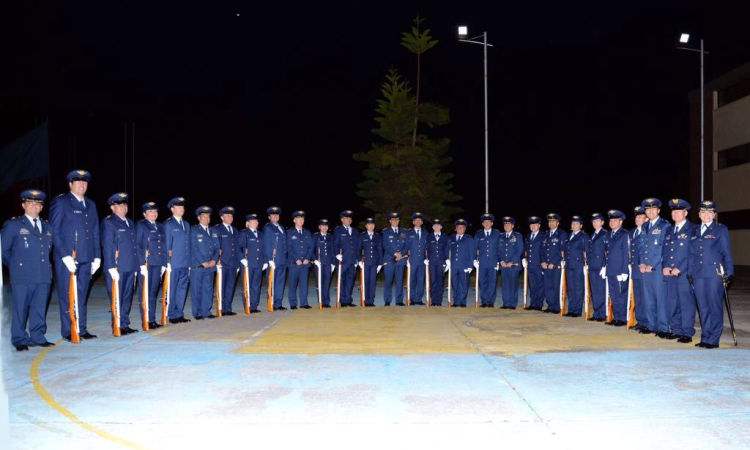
xmin=638 ymin=198 xmax=672 ymax=334
xmin=381 ymin=212 xmax=408 ymax=306
xmin=663 ymin=199 xmax=696 ymax=341
xmin=189 ymin=206 xmax=219 ymax=318
xmin=262 ymin=206 xmax=289 ymax=310
xmin=50 ymin=170 xmax=101 ymax=340
xmin=287 ymin=211 xmax=314 ymax=308
xmin=604 ymin=210 xmax=630 ymax=325
xmin=449 ymin=220 xmax=474 ymax=307
xmin=135 ymin=202 xmax=166 ymax=327
xmin=498 ymin=217 xmax=524 ymax=308
xmin=358 ymin=219 xmax=382 ymax=306
xmin=688 ymin=201 xmax=734 ymax=348
xmin=333 ymin=210 xmax=359 ymax=307
xmin=474 ymin=213 xmax=501 ymax=307
xmin=407 ymin=212 xmax=428 ymax=304
xmin=164 ymin=197 xmax=191 ymax=322
xmin=588 ymin=213 xmax=608 ymax=320
xmin=214 ymin=206 xmax=241 ymax=314
xmin=2 ymin=190 xmax=54 ymax=349
xmin=239 ymin=214 xmax=265 ymax=312
xmin=523 ymin=217 xmax=545 ymax=310
xmin=426 ymin=220 xmax=449 ymax=305
xmin=629 ymin=206 xmax=647 ymax=329
xmin=541 ymin=214 xmax=567 ymax=313
xmin=563 ymin=217 xmax=590 ymax=316
xmin=312 ymin=220 xmax=335 ymax=307
xmin=101 ymin=193 xmax=139 ymax=333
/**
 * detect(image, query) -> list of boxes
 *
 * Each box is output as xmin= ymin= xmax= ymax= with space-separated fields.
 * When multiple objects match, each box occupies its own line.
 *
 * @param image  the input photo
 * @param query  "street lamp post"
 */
xmin=457 ymin=26 xmax=493 ymax=214
xmin=677 ymin=33 xmax=707 ymax=202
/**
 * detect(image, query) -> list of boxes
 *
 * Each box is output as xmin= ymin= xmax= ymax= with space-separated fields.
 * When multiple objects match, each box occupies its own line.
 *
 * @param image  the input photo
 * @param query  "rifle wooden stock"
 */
xmin=405 ymin=260 xmax=411 ymax=306
xmin=626 ymin=267 xmax=635 ymax=328
xmin=336 ymin=257 xmax=342 ymax=308
xmin=559 ymin=265 xmax=567 ymax=316
xmin=425 ymin=262 xmax=430 ymax=308
xmin=474 ymin=268 xmax=479 ymax=308
xmin=583 ymin=266 xmax=591 ymax=321
xmin=112 ymin=277 xmax=121 ymax=337
xmin=267 ymin=265 xmax=274 ymax=312
xmin=68 ymin=269 xmax=80 ymax=343
xmin=605 ymin=276 xmax=613 ymax=323
xmin=243 ymin=265 xmax=250 ymax=314
xmin=141 ymin=250 xmax=150 ymax=331
xmin=359 ymin=259 xmax=365 ymax=307
xmin=161 ymin=263 xmax=170 ymax=325
xmin=317 ymin=260 xmax=322 ymax=309
xmin=522 ymin=265 xmax=528 ymax=308
xmin=447 ymin=265 xmax=451 ymax=307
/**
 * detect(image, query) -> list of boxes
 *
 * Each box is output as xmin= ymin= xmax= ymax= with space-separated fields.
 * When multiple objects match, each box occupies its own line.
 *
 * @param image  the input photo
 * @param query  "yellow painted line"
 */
xmin=29 ymin=340 xmax=152 ymax=450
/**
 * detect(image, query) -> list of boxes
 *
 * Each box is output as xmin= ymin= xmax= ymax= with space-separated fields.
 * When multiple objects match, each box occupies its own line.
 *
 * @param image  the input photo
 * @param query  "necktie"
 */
xmin=369 ymin=233 xmax=373 ymax=240
xmin=674 ymin=226 xmax=680 ymax=236
xmin=299 ymin=229 xmax=302 ymax=236
xmin=701 ymin=224 xmax=707 ymax=236
xmin=635 ymin=229 xmax=640 ymax=237
xmin=458 ymin=235 xmax=462 ymax=241
xmin=79 ymin=199 xmax=85 ymax=209
xmin=436 ymin=233 xmax=440 ymax=240
xmin=253 ymin=231 xmax=258 ymax=239
xmin=417 ymin=230 xmax=420 ymax=239
xmin=228 ymin=226 xmax=233 ymax=235
xmin=33 ymin=218 xmax=40 ymax=233
xmin=532 ymin=233 xmax=536 ymax=241
xmin=348 ymin=227 xmax=351 ymax=236
xmin=486 ymin=231 xmax=490 ymax=237
xmin=507 ymin=233 xmax=510 ymax=239
xmin=123 ymin=218 xmax=129 ymax=228
xmin=393 ymin=228 xmax=397 ymax=234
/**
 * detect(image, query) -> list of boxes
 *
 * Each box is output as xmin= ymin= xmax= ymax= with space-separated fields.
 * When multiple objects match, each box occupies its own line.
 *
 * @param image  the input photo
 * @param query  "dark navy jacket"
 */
xmin=358 ymin=231 xmax=383 ymax=265
xmin=262 ymin=222 xmax=288 ymax=265
xmin=214 ymin=223 xmax=241 ymax=268
xmin=688 ymin=221 xmax=734 ymax=278
xmin=381 ymin=226 xmax=408 ymax=266
xmin=449 ymin=234 xmax=475 ymax=270
xmin=287 ymin=227 xmax=314 ymax=264
xmin=49 ymin=192 xmax=101 ymax=263
xmin=190 ymin=225 xmax=219 ymax=271
xmin=1 ymin=215 xmax=53 ymax=284
xmin=136 ymin=219 xmax=166 ymax=267
xmin=163 ymin=216 xmax=191 ymax=269
xmin=426 ymin=232 xmax=449 ymax=266
xmin=239 ymin=228 xmax=265 ymax=268
xmin=101 ymin=215 xmax=139 ymax=272
xmin=312 ymin=232 xmax=336 ymax=265
xmin=563 ymin=231 xmax=590 ymax=269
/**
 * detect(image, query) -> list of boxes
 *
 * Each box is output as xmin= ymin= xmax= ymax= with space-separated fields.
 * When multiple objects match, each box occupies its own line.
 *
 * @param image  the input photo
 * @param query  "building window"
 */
xmin=717 ymin=77 xmax=750 ymax=107
xmin=718 ymin=143 xmax=750 ymax=169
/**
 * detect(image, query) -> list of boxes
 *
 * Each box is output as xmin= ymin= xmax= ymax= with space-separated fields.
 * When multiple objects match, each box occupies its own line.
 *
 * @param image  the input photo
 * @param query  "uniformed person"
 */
xmin=333 ymin=210 xmax=358 ymax=307
xmin=474 ymin=213 xmax=501 ymax=307
xmin=2 ymin=190 xmax=54 ymax=350
xmin=189 ymin=206 xmax=219 ymax=319
xmin=629 ymin=206 xmax=648 ymax=331
xmin=663 ymin=199 xmax=695 ymax=343
xmin=214 ymin=206 xmax=240 ymax=315
xmin=604 ymin=210 xmax=630 ymax=326
xmin=135 ymin=201 xmax=165 ymax=329
xmin=239 ymin=214 xmax=266 ymax=313
xmin=312 ymin=219 xmax=335 ymax=308
xmin=381 ymin=212 xmax=408 ymax=306
xmin=638 ymin=198 xmax=672 ymax=337
xmin=164 ymin=197 xmax=191 ymax=324
xmin=563 ymin=216 xmax=589 ymax=317
xmin=589 ymin=213 xmax=608 ymax=322
xmin=541 ymin=213 xmax=567 ymax=313
xmin=50 ymin=170 xmax=101 ymax=341
xmin=498 ymin=216 xmax=524 ymax=309
xmin=358 ymin=218 xmax=382 ymax=306
xmin=287 ymin=210 xmax=314 ymax=309
xmin=262 ymin=206 xmax=289 ymax=310
xmin=688 ymin=200 xmax=734 ymax=349
xmin=426 ymin=219 xmax=449 ymax=305
xmin=522 ymin=216 xmax=545 ymax=311
xmin=101 ymin=193 xmax=139 ymax=335
xmin=407 ymin=212 xmax=428 ymax=305
xmin=448 ymin=219 xmax=474 ymax=307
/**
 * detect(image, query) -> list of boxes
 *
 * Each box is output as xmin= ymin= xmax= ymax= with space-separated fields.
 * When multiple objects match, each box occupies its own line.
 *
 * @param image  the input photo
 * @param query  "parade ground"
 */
xmin=3 ymin=271 xmax=750 ymax=450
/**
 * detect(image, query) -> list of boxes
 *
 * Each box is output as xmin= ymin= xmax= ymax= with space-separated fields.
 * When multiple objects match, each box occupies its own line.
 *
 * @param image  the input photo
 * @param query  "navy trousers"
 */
xmin=478 ymin=265 xmax=498 ymax=306
xmin=11 ymin=283 xmax=51 ymax=346
xmin=565 ymin=267 xmax=584 ymax=314
xmin=428 ymin=264 xmax=445 ymax=305
xmin=542 ymin=267 xmax=562 ymax=312
xmin=167 ymin=267 xmax=190 ymax=320
xmin=382 ymin=263 xmax=405 ymax=305
xmin=189 ymin=269 xmax=214 ymax=317
xmin=55 ymin=261 xmax=92 ymax=338
xmin=104 ymin=270 xmax=136 ymax=328
xmin=501 ymin=266 xmax=521 ymax=307
xmin=693 ymin=276 xmax=725 ymax=345
xmin=288 ymin=263 xmax=310 ymax=307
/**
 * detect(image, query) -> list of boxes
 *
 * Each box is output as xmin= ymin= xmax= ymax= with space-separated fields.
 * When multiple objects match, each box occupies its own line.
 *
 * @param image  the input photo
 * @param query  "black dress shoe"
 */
xmin=570 ymin=313 xmax=582 ymax=318
xmin=206 ymin=314 xmax=216 ymax=319
xmin=62 ymin=335 xmax=72 ymax=342
xmin=677 ymin=336 xmax=692 ymax=343
xmin=613 ymin=320 xmax=626 ymax=327
xmin=250 ymin=309 xmax=261 ymax=313
xmin=178 ymin=317 xmax=191 ymax=323
xmin=384 ymin=304 xmax=390 ymax=307
xmin=80 ymin=332 xmax=98 ymax=339
xmin=605 ymin=321 xmax=615 ymax=326
xmin=148 ymin=322 xmax=162 ymax=329
xmin=695 ymin=342 xmax=706 ymax=348
xmin=301 ymin=305 xmax=313 ymax=309
xmin=451 ymin=304 xmax=460 ymax=308
xmin=460 ymin=305 xmax=467 ymax=308
xmin=15 ymin=344 xmax=29 ymax=351
xmin=124 ymin=327 xmax=139 ymax=334
xmin=703 ymin=343 xmax=719 ymax=349
xmin=290 ymin=306 xmax=298 ymax=310
xmin=194 ymin=316 xmax=205 ymax=320
xmin=321 ymin=305 xmax=331 ymax=309
xmin=39 ymin=342 xmax=56 ymax=347
xmin=563 ymin=312 xmax=575 ymax=317
xmin=480 ymin=304 xmax=488 ymax=308
xmin=221 ymin=311 xmax=236 ymax=316
xmin=639 ymin=328 xmax=653 ymax=335
xmin=365 ymin=304 xmax=375 ymax=307
xmin=412 ymin=301 xmax=425 ymax=306
xmin=274 ymin=306 xmax=287 ymax=311
xmin=396 ymin=302 xmax=406 ymax=306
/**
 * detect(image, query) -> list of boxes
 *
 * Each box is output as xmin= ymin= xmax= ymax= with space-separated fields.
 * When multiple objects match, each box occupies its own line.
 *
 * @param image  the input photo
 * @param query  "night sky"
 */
xmin=3 ymin=1 xmax=750 ymax=229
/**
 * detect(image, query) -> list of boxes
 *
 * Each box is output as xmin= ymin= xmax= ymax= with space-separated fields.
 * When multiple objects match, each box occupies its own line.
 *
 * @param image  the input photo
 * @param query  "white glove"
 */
xmin=445 ymin=260 xmax=451 ymax=269
xmin=522 ymin=258 xmax=528 ymax=269
xmin=91 ymin=258 xmax=101 ymax=275
xmin=167 ymin=262 xmax=172 ymax=273
xmin=262 ymin=263 xmax=268 ymax=271
xmin=473 ymin=260 xmax=479 ymax=269
xmin=160 ymin=266 xmax=166 ymax=277
xmin=376 ymin=265 xmax=382 ymax=274
xmin=358 ymin=261 xmax=364 ymax=269
xmin=241 ymin=258 xmax=248 ymax=267
xmin=599 ymin=268 xmax=606 ymax=279
xmin=330 ymin=264 xmax=335 ymax=272
xmin=236 ymin=268 xmax=240 ymax=275
xmin=424 ymin=259 xmax=429 ymax=265
xmin=464 ymin=268 xmax=473 ymax=274
xmin=444 ymin=265 xmax=450 ymax=273
xmin=108 ymin=268 xmax=120 ymax=281
xmin=269 ymin=261 xmax=276 ymax=269
xmin=140 ymin=265 xmax=148 ymax=276
xmin=617 ymin=274 xmax=628 ymax=282
xmin=62 ymin=255 xmax=77 ymax=273
xmin=336 ymin=254 xmax=343 ymax=262
xmin=494 ymin=264 xmax=500 ymax=272
xmin=216 ymin=264 xmax=222 ymax=271
xmin=313 ymin=260 xmax=320 ymax=267
xmin=560 ymin=260 xmax=565 ymax=268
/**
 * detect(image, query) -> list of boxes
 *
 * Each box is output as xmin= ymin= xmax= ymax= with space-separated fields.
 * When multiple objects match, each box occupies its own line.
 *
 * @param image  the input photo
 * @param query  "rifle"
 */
xmin=718 ymin=265 xmax=738 ymax=346
xmin=406 ymin=259 xmax=411 ymax=306
xmin=424 ymin=250 xmax=430 ymax=308
xmin=474 ymin=266 xmax=479 ymax=309
xmin=359 ymin=257 xmax=365 ymax=307
xmin=267 ymin=235 xmax=277 ymax=312
xmin=242 ymin=234 xmax=250 ymax=314
xmin=161 ymin=234 xmax=173 ymax=326
xmin=316 ymin=240 xmax=323 ymax=309
xmin=141 ymin=236 xmax=150 ymax=331
xmin=605 ymin=275 xmax=613 ymax=323
xmin=522 ymin=263 xmax=528 ymax=309
xmin=626 ymin=265 xmax=635 ymax=328
xmin=111 ymin=231 xmax=121 ymax=337
xmin=559 ymin=263 xmax=567 ymax=316
xmin=215 ymin=246 xmax=223 ymax=318
xmin=68 ymin=231 xmax=81 ymax=343
xmin=336 ymin=249 xmax=342 ymax=308
xmin=583 ymin=265 xmax=591 ymax=320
